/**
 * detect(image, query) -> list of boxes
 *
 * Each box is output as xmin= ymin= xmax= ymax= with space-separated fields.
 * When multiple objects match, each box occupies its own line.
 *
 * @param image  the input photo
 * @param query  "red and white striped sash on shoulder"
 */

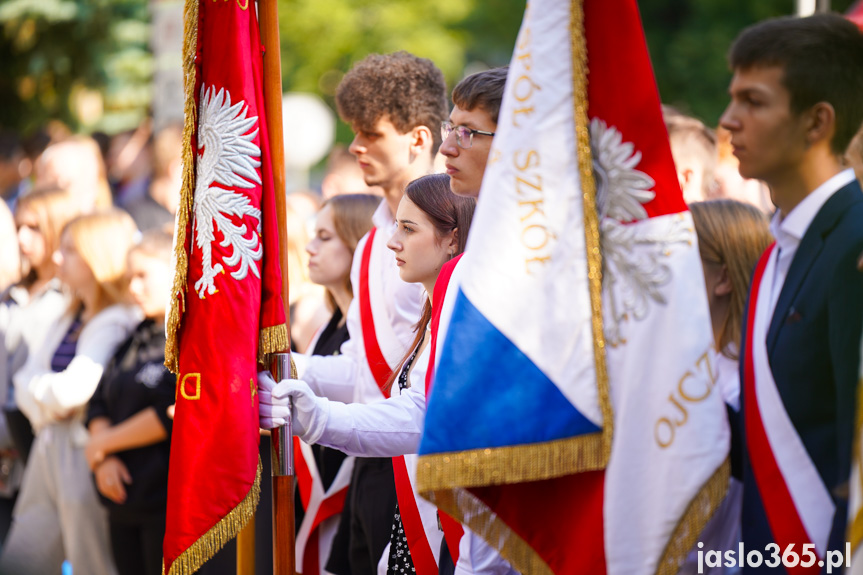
xmin=743 ymin=243 xmax=835 ymax=572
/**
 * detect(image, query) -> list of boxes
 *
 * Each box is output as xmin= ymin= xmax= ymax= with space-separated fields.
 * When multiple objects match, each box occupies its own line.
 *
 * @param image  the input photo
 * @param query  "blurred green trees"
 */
xmin=0 ymin=0 xmax=856 ymax=136
xmin=642 ymin=0 xmax=855 ymax=125
xmin=0 ymin=0 xmax=152 ymax=134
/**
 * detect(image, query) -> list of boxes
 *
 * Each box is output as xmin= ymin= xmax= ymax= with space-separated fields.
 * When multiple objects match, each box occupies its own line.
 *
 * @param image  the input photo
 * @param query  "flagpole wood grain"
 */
xmin=258 ymin=1 xmax=297 ymax=575
xmin=236 ymin=520 xmax=256 ymax=575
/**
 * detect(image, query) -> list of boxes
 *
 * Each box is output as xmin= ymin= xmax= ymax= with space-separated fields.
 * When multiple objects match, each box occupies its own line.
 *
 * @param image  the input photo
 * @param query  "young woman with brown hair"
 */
xmin=259 ymin=173 xmax=475 ymax=573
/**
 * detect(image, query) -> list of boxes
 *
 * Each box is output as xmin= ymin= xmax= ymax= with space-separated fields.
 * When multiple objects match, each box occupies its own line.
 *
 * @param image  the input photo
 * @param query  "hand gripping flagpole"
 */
xmin=258 ymin=0 xmax=297 ymax=573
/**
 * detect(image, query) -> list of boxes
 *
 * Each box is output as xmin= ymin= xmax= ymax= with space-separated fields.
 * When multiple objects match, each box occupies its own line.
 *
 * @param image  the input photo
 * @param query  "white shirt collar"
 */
xmin=769 ymin=168 xmax=856 ymax=249
xmin=372 ymin=198 xmax=396 ymax=231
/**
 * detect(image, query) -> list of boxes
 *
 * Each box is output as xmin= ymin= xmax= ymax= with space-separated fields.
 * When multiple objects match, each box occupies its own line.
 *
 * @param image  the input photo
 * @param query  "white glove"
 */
xmin=258 ymin=371 xmax=291 ymax=430
xmin=257 ymin=371 xmax=329 ymax=445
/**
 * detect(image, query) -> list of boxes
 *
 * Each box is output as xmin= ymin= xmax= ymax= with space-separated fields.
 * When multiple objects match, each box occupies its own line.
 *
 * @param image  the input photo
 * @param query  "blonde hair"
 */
xmin=0 ymin=201 xmax=19 ymax=292
xmin=690 ymin=200 xmax=772 ymax=358
xmin=320 ymin=193 xmax=379 ymax=309
xmin=15 ymin=187 xmax=80 ymax=286
xmin=63 ymin=209 xmax=138 ymax=313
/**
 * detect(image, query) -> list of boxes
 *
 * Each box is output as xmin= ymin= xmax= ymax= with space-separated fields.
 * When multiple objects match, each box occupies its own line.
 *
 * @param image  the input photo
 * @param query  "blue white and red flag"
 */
xmin=417 ymin=1 xmax=729 ymax=573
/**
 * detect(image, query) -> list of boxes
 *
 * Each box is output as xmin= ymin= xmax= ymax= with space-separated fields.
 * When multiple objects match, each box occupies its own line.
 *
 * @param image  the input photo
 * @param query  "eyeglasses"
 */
xmin=441 ymin=121 xmax=495 ymax=149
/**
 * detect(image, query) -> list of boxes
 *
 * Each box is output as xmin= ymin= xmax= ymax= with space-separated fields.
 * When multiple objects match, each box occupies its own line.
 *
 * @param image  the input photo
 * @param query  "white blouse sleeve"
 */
xmin=317 ymin=387 xmax=427 ymax=458
xmin=15 ymin=305 xmax=140 ymax=427
xmin=314 ymin=342 xmax=429 ymax=458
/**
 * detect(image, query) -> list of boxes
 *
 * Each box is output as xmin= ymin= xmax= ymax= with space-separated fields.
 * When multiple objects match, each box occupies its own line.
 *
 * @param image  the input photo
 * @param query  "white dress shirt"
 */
xmin=297 ymin=199 xmax=424 ymax=405
xmin=766 ymin=168 xmax=857 ymax=318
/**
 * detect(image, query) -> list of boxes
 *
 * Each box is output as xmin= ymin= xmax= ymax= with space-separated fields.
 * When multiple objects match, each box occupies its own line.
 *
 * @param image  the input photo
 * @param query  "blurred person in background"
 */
xmin=83 ymin=229 xmax=175 ymax=575
xmin=321 ymin=145 xmax=384 ymax=199
xmin=299 ymin=192 xmax=380 ymax=573
xmin=681 ymin=200 xmax=772 ymax=574
xmin=36 ymin=136 xmax=113 ymax=214
xmin=2 ymin=189 xmax=79 ymax=467
xmin=125 ymin=124 xmax=182 ymax=232
xmin=713 ymin=127 xmax=773 ymax=213
xmin=663 ymin=106 xmax=719 ymax=203
xmin=0 ymin=204 xmax=19 ymax=294
xmin=0 ymin=132 xmax=27 ymax=211
xmin=286 ymin=192 xmax=330 ymax=353
xmin=106 ymin=122 xmax=153 ymax=208
xmin=0 ymin=210 xmax=141 ymax=575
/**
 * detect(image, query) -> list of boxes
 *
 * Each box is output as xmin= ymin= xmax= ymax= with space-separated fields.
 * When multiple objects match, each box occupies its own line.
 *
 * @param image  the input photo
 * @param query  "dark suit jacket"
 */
xmin=740 ymin=179 xmax=863 ymax=573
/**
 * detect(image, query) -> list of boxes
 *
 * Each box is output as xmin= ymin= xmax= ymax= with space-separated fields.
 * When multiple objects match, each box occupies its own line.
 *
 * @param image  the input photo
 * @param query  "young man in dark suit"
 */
xmin=720 ymin=13 xmax=863 ymax=572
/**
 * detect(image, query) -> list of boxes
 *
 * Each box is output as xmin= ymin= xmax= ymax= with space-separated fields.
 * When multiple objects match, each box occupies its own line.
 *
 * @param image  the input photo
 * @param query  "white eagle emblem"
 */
xmin=193 ymin=85 xmax=263 ymax=299
xmin=591 ymin=118 xmax=692 ymax=346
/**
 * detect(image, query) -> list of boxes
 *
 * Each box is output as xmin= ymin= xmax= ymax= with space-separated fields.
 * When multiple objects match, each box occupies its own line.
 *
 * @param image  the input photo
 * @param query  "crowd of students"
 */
xmin=0 ymin=9 xmax=862 ymax=575
xmin=260 ymin=12 xmax=863 ymax=575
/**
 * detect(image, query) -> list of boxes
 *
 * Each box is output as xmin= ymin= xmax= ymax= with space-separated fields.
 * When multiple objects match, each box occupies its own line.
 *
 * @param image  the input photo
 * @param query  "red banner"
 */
xmin=162 ymin=0 xmax=286 ymax=571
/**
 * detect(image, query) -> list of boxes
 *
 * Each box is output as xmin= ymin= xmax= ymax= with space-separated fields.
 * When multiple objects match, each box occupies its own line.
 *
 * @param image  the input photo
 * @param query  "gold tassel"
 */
xmin=655 ymin=458 xmax=730 ymax=575
xmin=417 ymin=432 xmax=605 ymax=493
xmin=163 ymin=459 xmax=262 ymax=575
xmin=258 ymin=323 xmax=289 ymax=364
xmin=164 ymin=0 xmax=200 ymax=374
xmin=570 ymin=0 xmax=614 ymax=462
xmin=848 ymin=378 xmax=863 ymax=550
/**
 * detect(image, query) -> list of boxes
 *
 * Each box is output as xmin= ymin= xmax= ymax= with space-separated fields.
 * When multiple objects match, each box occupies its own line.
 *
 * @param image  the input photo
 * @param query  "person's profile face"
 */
xmin=305 ymin=204 xmax=353 ymax=291
xmin=54 ymin=231 xmax=95 ymax=295
xmin=386 ymin=196 xmax=454 ymax=287
xmin=718 ymin=65 xmax=809 ymax=185
xmin=15 ymin=208 xmax=47 ymax=270
xmin=347 ymin=117 xmax=415 ymax=189
xmin=127 ymin=249 xmax=172 ymax=320
xmin=439 ymin=106 xmax=497 ymax=199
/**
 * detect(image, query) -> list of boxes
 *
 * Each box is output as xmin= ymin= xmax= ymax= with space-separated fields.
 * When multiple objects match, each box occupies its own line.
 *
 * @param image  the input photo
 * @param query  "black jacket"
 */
xmin=87 ymin=319 xmax=175 ymax=523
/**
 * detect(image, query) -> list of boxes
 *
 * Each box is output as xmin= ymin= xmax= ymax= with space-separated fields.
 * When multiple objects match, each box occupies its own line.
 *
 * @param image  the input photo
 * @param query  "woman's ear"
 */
xmin=714 ymin=264 xmax=732 ymax=298
xmin=447 ymin=227 xmax=459 ymax=257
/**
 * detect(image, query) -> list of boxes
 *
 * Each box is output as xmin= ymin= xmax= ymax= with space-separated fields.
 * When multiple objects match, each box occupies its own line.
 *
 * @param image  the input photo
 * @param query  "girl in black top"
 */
xmin=302 ymin=193 xmax=382 ymax=575
xmin=85 ymin=230 xmax=175 ymax=575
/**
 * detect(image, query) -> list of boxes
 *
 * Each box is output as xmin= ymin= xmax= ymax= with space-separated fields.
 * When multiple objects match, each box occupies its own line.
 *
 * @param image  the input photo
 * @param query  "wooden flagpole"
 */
xmin=258 ymin=1 xmax=297 ymax=574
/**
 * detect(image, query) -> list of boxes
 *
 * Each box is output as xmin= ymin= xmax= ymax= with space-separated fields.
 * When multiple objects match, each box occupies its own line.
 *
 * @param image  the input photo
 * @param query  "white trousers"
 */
xmin=0 ymin=420 xmax=117 ymax=575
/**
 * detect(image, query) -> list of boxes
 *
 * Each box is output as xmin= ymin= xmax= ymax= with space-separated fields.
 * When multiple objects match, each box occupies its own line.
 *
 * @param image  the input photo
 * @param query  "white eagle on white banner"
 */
xmin=193 ymin=84 xmax=263 ymax=299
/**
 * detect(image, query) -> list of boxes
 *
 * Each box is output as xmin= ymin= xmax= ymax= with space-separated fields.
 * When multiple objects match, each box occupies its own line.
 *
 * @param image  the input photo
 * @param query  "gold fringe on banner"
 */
xmin=258 ymin=323 xmax=289 ymax=364
xmin=417 ymin=432 xmax=605 ymax=493
xmin=164 ymin=0 xmax=200 ymax=374
xmin=427 ymin=487 xmax=553 ymax=575
xmin=848 ymin=378 xmax=863 ymax=551
xmin=163 ymin=459 xmax=261 ymax=575
xmin=655 ymin=458 xmax=730 ymax=575
xmin=570 ymin=0 xmax=614 ymax=461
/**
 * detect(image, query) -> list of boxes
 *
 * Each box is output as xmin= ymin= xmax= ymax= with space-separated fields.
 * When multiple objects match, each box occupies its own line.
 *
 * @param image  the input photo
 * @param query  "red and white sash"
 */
xmin=295 ymin=438 xmax=354 ymax=574
xmin=425 ymin=255 xmax=466 ymax=563
xmin=359 ymin=227 xmax=395 ymax=398
xmin=358 ymin=227 xmax=440 ymax=574
xmin=744 ymin=243 xmax=835 ymax=570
